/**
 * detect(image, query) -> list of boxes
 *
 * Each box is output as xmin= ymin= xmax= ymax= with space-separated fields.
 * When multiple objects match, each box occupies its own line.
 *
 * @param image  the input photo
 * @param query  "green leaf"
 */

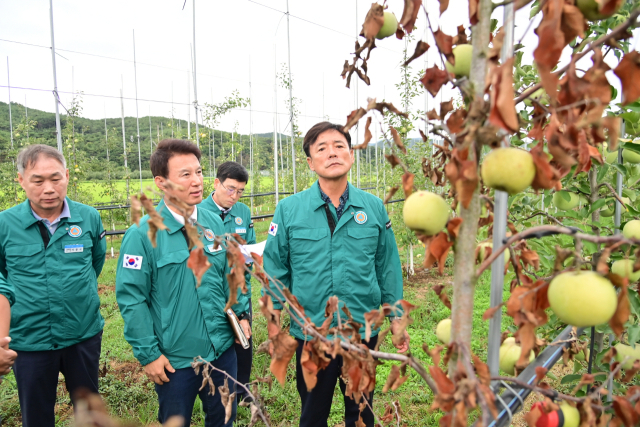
xmin=597 ymin=164 xmax=609 ymax=182
xmin=628 ymin=324 xmax=640 ymax=345
xmin=611 ymin=163 xmax=628 ymax=176
xmin=561 ymin=192 xmax=571 ymax=202
xmin=629 ymin=292 xmax=640 ymax=318
xmin=589 ymin=198 xmax=606 ymax=213
xmin=561 ymin=374 xmax=583 ymax=385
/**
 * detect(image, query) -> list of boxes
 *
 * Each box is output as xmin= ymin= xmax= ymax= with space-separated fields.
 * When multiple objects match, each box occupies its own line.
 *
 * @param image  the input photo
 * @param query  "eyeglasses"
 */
xmin=219 ymin=181 xmax=245 ymax=196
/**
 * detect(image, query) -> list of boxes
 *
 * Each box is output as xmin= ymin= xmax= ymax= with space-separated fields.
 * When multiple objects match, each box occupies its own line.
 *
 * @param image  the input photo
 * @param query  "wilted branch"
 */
xmin=515 ymin=9 xmax=640 ymax=105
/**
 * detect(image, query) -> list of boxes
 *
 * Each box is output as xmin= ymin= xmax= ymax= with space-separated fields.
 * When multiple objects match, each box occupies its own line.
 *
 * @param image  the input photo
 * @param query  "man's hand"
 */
xmin=390 ymin=320 xmax=410 ymax=353
xmin=236 ymin=319 xmax=252 ymax=344
xmin=0 ymin=337 xmax=17 ymax=381
xmin=143 ymin=354 xmax=175 ymax=385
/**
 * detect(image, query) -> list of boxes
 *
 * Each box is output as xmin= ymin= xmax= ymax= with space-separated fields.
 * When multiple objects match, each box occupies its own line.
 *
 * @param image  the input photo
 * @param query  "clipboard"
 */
xmin=226 ymin=309 xmax=250 ymax=349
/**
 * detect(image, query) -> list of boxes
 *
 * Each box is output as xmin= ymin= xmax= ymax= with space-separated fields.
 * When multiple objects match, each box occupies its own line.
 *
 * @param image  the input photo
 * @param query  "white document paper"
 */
xmin=239 ymin=240 xmax=266 ymax=263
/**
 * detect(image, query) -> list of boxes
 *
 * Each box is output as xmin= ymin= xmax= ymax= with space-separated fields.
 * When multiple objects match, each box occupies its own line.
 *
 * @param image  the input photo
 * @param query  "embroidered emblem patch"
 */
xmin=268 ymin=222 xmax=278 ymax=236
xmin=204 ymin=229 xmax=215 ymax=241
xmin=68 ymin=225 xmax=82 ymax=238
xmin=235 ymin=217 xmax=243 ymax=225
xmin=354 ymin=211 xmax=368 ymax=225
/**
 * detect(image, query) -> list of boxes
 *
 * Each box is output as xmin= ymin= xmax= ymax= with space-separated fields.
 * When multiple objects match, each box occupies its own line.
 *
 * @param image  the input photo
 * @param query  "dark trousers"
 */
xmin=156 ymin=345 xmax=237 ymax=427
xmin=13 ymin=331 xmax=103 ymax=427
xmin=295 ymin=335 xmax=378 ymax=427
xmin=234 ymin=300 xmax=253 ymax=403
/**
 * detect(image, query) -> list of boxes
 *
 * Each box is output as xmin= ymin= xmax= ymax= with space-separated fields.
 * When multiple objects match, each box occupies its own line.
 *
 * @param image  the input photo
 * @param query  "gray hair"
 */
xmin=16 ymin=144 xmax=66 ymax=174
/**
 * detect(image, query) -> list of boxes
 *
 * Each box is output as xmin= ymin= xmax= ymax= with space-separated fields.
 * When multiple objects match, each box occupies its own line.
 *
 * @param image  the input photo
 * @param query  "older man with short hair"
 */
xmin=0 ymin=144 xmax=107 ymax=427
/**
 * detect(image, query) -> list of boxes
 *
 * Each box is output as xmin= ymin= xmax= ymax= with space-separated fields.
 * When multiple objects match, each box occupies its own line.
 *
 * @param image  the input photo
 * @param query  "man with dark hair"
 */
xmin=0 ymin=144 xmax=107 ymax=427
xmin=116 ymin=139 xmax=251 ymax=427
xmin=198 ymin=161 xmax=256 ymax=403
xmin=263 ymin=122 xmax=407 ymax=427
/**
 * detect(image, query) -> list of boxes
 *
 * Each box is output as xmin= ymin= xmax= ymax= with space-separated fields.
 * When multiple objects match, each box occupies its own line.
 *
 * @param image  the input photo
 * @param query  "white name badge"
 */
xmin=207 ymin=244 xmax=223 ymax=253
xmin=65 ymin=244 xmax=84 ymax=253
xmin=235 ymin=227 xmax=247 ymax=234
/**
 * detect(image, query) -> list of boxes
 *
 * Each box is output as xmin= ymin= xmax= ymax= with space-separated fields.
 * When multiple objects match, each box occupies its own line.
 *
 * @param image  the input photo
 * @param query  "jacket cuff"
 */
xmin=137 ymin=347 xmax=163 ymax=367
xmin=0 ymin=290 xmax=15 ymax=307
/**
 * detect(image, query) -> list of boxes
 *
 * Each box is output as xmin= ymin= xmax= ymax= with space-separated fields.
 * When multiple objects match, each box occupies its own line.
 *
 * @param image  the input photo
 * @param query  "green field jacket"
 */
xmin=262 ymin=181 xmax=403 ymax=341
xmin=116 ymin=200 xmax=249 ymax=369
xmin=0 ymin=272 xmax=14 ymax=307
xmin=199 ymin=193 xmax=257 ymax=296
xmin=0 ymin=198 xmax=106 ymax=351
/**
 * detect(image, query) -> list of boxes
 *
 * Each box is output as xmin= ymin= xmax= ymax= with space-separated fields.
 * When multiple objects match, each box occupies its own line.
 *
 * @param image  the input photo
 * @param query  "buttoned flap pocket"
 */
xmin=291 ymin=228 xmax=329 ymax=241
xmin=156 ymin=250 xmax=190 ymax=268
xmin=346 ymin=227 xmax=379 ymax=240
xmin=6 ymin=243 xmax=42 ymax=257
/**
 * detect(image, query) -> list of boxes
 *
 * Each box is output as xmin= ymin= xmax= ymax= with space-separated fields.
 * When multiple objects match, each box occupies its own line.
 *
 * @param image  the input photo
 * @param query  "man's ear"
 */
xmin=154 ymin=176 xmax=165 ymax=192
xmin=306 ymin=156 xmax=315 ymax=172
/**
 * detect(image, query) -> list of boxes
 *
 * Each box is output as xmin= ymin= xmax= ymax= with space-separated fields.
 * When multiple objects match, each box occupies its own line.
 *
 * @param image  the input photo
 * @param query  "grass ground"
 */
xmin=0 ymin=217 xmax=518 ymax=426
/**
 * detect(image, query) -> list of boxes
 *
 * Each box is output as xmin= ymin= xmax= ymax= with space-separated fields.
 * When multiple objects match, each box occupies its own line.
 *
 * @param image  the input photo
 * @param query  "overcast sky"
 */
xmin=0 ymin=0 xmax=634 ymax=142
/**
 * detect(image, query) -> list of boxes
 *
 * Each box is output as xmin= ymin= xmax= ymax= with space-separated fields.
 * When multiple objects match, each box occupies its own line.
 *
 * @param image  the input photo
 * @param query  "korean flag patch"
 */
xmin=268 ymin=222 xmax=278 ymax=237
xmin=123 ymin=254 xmax=143 ymax=270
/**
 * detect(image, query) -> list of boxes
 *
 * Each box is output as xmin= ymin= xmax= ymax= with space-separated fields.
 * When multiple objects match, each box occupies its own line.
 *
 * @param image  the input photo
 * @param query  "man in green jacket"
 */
xmin=116 ymin=140 xmax=251 ymax=427
xmin=0 ymin=144 xmax=106 ymax=427
xmin=263 ymin=122 xmax=408 ymax=427
xmin=0 ymin=272 xmax=17 ymax=381
xmin=199 ymin=161 xmax=256 ymax=403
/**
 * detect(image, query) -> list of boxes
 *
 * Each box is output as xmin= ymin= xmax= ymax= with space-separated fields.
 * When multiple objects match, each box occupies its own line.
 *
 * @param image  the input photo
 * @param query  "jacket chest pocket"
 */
xmin=345 ymin=227 xmax=379 ymax=259
xmin=290 ymin=228 xmax=329 ymax=266
xmin=60 ymin=237 xmax=93 ymax=268
xmin=156 ymin=250 xmax=191 ymax=311
xmin=5 ymin=243 xmax=43 ymax=274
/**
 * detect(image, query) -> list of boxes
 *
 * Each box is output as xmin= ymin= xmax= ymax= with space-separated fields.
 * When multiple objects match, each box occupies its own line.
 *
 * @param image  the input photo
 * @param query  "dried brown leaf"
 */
xmin=187 ymin=248 xmax=211 ymax=288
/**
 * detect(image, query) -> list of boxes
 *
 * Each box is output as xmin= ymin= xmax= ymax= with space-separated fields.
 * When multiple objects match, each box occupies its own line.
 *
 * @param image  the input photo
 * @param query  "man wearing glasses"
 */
xmin=199 ymin=161 xmax=256 ymax=403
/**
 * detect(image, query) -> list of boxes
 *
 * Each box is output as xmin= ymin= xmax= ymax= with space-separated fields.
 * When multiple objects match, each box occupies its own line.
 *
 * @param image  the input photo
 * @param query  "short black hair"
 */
xmin=150 ymin=139 xmax=201 ymax=178
xmin=303 ymin=122 xmax=351 ymax=157
xmin=216 ymin=161 xmax=248 ymax=184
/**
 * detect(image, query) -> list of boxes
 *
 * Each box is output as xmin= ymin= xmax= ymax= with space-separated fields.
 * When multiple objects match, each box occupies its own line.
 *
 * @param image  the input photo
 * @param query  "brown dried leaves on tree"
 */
xmin=403 ymin=41 xmax=430 ymax=67
xmin=353 ymin=117 xmax=373 ymax=150
xmin=390 ymin=126 xmax=407 ymax=154
xmin=399 ymin=0 xmax=421 ymax=34
xmin=187 ymin=247 xmax=211 ymax=288
xmin=488 ymin=58 xmax=519 ymax=133
xmin=140 ymin=194 xmax=167 ymax=248
xmin=420 ymin=66 xmax=451 ymax=97
xmin=614 ymin=51 xmax=640 ymax=105
xmin=224 ymin=239 xmax=247 ymax=311
xmin=361 ymin=3 xmax=385 ymax=40
xmin=434 ymin=30 xmax=455 ymax=66
xmin=444 ymin=147 xmax=479 ymax=209
xmin=422 ymin=217 xmax=463 ymax=275
xmin=533 ymin=0 xmax=566 ymax=102
xmin=270 ymin=330 xmax=298 ymax=386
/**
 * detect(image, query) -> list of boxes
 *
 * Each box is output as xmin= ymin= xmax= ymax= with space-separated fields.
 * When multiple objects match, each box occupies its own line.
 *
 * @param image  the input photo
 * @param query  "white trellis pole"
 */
xmin=48 ymin=0 xmax=63 ymax=152
xmin=192 ymin=0 xmax=200 ymax=148
xmin=487 ymin=2 xmax=515 ymax=377
xmin=120 ymin=76 xmax=129 ymax=201
xmin=274 ymin=44 xmax=280 ymax=206
xmin=286 ymin=0 xmax=296 ymax=193
xmin=6 ymin=57 xmax=13 ymax=149
xmin=132 ymin=30 xmax=143 ymax=192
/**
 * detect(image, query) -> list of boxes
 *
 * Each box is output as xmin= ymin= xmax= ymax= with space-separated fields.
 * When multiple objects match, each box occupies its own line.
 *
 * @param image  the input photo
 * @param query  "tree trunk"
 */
xmin=449 ymin=0 xmax=493 ymax=373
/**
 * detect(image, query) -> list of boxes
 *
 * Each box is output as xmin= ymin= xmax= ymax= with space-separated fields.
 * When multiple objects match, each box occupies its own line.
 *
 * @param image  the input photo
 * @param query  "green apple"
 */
xmin=577 ymin=0 xmax=621 ymax=20
xmin=502 ymin=337 xmax=516 ymax=346
xmin=614 ymin=343 xmax=640 ymax=369
xmin=611 ymin=259 xmax=640 ymax=282
xmin=575 ymin=349 xmax=590 ymax=362
xmin=600 ymin=200 xmax=615 ymax=217
xmin=403 ymin=191 xmax=450 ymax=236
xmin=560 ymin=402 xmax=580 ymax=427
xmin=435 ymin=319 xmax=451 ymax=344
xmin=606 ymin=151 xmax=619 ymax=164
xmin=477 ymin=241 xmax=510 ymax=264
xmin=481 ymin=148 xmax=536 ymax=195
xmin=553 ymin=191 xmax=580 ymax=210
xmin=578 ymin=194 xmax=589 ymax=208
xmin=376 ymin=12 xmax=398 ymax=39
xmin=499 ymin=341 xmax=535 ymax=375
xmin=523 ymin=88 xmax=549 ymax=107
xmin=548 ymin=271 xmax=617 ymax=327
xmin=444 ymin=44 xmax=473 ymax=78
xmin=623 ymin=149 xmax=640 ymax=164
xmin=623 ymin=220 xmax=640 ymax=239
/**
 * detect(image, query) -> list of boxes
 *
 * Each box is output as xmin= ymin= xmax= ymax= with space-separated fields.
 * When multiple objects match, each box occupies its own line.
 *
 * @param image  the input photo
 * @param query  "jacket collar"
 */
xmin=20 ymin=197 xmax=83 ymax=230
xmin=205 ymin=192 xmax=241 ymax=221
xmin=157 ymin=198 xmax=188 ymax=234
xmin=310 ymin=180 xmax=365 ymax=211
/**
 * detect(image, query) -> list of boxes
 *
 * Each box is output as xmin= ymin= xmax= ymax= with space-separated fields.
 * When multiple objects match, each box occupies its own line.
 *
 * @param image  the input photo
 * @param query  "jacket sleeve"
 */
xmin=115 ymin=228 xmax=162 ymax=366
xmin=92 ymin=210 xmax=107 ymax=278
xmin=375 ymin=201 xmax=404 ymax=315
xmin=261 ymin=203 xmax=291 ymax=310
xmin=0 ymin=271 xmax=14 ymax=307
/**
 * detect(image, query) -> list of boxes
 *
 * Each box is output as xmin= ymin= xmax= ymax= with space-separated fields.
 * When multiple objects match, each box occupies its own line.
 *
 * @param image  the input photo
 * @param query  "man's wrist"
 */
xmin=237 ymin=312 xmax=251 ymax=322
xmin=389 ymin=316 xmax=402 ymax=323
